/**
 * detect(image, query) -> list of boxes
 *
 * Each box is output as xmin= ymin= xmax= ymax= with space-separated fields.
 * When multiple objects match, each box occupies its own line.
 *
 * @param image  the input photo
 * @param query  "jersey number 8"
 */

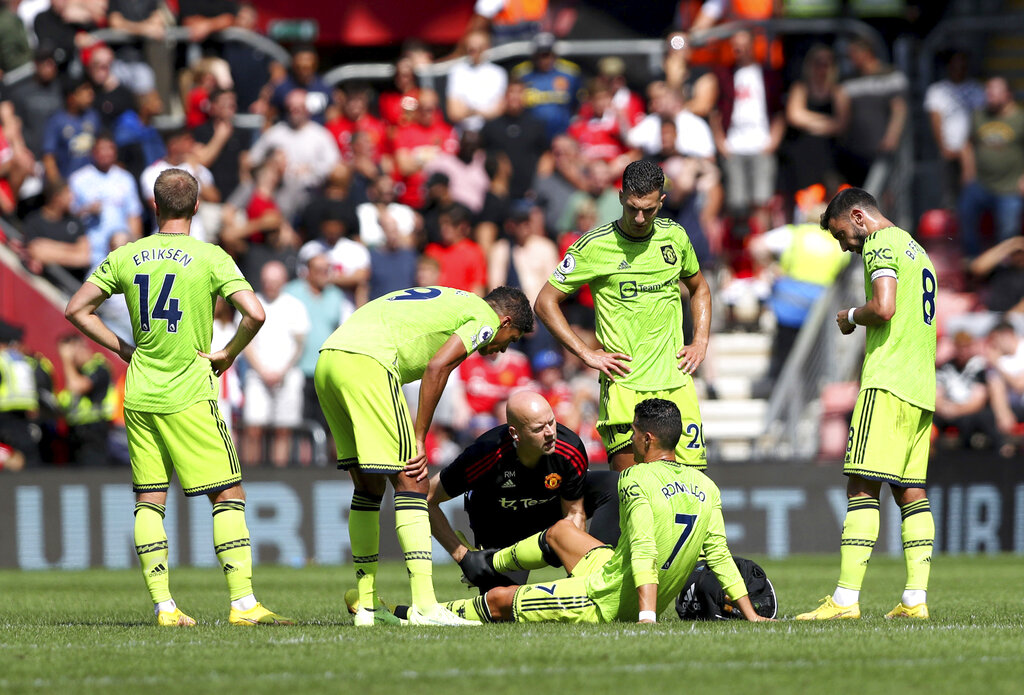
xmin=921 ymin=268 xmax=936 ymax=326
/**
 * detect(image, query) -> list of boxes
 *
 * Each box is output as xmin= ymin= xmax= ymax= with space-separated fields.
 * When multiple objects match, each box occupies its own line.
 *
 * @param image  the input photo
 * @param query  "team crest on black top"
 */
xmin=661 ymin=245 xmax=677 ymax=265
xmin=544 ymin=473 xmax=562 ymax=490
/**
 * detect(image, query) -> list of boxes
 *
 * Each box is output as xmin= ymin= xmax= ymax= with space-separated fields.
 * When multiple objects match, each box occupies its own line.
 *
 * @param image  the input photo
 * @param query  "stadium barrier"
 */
xmin=3 ymin=452 xmax=1021 ymax=570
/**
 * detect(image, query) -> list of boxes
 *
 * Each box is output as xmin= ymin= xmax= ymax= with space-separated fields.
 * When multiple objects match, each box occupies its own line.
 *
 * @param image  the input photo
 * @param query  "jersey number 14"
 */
xmin=133 ymin=274 xmax=182 ymax=333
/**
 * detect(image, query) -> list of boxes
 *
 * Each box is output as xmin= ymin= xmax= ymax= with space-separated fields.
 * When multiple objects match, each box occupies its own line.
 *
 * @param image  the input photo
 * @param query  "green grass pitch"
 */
xmin=2 ymin=555 xmax=1023 ymax=695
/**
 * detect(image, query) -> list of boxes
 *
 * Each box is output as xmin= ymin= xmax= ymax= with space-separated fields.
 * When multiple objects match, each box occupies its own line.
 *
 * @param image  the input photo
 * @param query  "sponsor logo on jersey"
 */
xmin=473 ymin=325 xmax=495 ymax=348
xmin=617 ymin=260 xmax=631 ymax=270
xmin=553 ymin=270 xmax=566 ymax=283
xmin=501 ymin=479 xmax=516 ymax=489
xmin=661 ymin=245 xmax=677 ymax=265
xmin=619 ymin=278 xmax=675 ymax=299
xmin=559 ymin=253 xmax=576 ymax=273
xmin=864 ymin=247 xmax=894 ymax=265
xmin=544 ymin=473 xmax=562 ymax=490
xmin=499 ymin=496 xmax=555 ymax=510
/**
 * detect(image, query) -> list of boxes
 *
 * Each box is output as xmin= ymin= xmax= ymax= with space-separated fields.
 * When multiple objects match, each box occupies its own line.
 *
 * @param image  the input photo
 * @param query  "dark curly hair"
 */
xmin=621 ymin=159 xmax=665 ymax=197
xmin=634 ymin=398 xmax=682 ymax=451
xmin=484 ymin=286 xmax=534 ymax=334
xmin=820 ymin=188 xmax=878 ymax=231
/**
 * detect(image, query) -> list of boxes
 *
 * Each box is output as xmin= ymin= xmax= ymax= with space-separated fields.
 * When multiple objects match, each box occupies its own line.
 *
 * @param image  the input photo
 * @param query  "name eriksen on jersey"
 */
xmin=132 ymin=248 xmax=193 ymax=267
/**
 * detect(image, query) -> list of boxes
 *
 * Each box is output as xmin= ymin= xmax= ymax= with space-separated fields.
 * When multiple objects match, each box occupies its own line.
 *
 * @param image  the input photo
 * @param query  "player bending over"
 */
xmin=422 ymin=399 xmax=770 ymax=624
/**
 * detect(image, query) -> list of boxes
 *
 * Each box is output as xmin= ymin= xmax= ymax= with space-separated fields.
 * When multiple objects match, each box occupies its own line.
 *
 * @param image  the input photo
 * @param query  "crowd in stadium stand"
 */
xmin=1 ymin=0 xmax=1023 ymax=471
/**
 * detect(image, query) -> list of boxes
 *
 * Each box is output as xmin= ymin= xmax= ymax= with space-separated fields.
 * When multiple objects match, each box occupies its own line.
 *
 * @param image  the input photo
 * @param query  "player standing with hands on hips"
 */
xmin=65 ymin=169 xmax=292 ymax=627
xmin=797 ymin=188 xmax=937 ymax=621
xmin=535 ymin=159 xmax=712 ymax=472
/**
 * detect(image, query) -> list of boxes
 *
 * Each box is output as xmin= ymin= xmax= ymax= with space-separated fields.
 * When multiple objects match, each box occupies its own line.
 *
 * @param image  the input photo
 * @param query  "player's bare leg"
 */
xmin=544 ymin=518 xmax=604 ymax=574
xmin=483 ymin=585 xmax=518 ymax=621
xmin=270 ymin=427 xmax=291 ymax=468
xmin=241 ymin=425 xmax=263 ymax=466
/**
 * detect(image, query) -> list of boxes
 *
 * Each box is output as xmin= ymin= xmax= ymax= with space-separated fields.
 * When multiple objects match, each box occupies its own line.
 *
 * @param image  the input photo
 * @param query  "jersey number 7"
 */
xmin=661 ymin=513 xmax=698 ymax=570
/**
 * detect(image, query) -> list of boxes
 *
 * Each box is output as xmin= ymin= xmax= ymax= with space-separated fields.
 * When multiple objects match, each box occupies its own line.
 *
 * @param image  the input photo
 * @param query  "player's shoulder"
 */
xmin=653 ymin=216 xmax=689 ymax=240
xmin=568 ymin=221 xmax=618 ymax=254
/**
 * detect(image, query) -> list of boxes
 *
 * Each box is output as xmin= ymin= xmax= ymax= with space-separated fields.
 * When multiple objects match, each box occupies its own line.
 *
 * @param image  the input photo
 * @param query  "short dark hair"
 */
xmin=43 ymin=177 xmax=68 ymax=202
xmin=153 ymin=168 xmax=199 ymax=221
xmin=439 ymin=203 xmax=472 ymax=228
xmin=990 ymin=320 xmax=1017 ymax=336
xmin=621 ymin=159 xmax=665 ymax=197
xmin=484 ymin=286 xmax=534 ymax=334
xmin=634 ymin=398 xmax=682 ymax=450
xmin=820 ymin=187 xmax=879 ymax=231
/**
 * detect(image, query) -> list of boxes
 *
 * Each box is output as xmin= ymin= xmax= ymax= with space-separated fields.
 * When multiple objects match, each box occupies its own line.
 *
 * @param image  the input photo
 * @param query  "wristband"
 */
xmin=638 ymin=610 xmax=657 ymax=623
xmin=847 ymin=307 xmax=857 ymax=326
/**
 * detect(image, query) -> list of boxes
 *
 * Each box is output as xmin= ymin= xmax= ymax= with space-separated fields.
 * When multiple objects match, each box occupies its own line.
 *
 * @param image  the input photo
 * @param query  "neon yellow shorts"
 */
xmin=314 ymin=350 xmax=414 ymax=474
xmin=511 ymin=546 xmax=613 ymax=624
xmin=125 ymin=400 xmax=240 ymax=497
xmin=845 ymin=387 xmax=932 ymax=488
xmin=598 ymin=377 xmax=706 ymax=469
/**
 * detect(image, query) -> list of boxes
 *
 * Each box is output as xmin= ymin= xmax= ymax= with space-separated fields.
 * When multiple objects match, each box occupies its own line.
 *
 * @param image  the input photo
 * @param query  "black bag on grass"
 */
xmin=675 ymin=557 xmax=777 ymax=620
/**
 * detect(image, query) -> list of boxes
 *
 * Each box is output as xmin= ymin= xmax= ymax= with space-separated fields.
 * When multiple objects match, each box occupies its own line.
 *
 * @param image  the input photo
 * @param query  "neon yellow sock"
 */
xmin=837 ymin=496 xmax=879 ymax=592
xmin=212 ymin=500 xmax=253 ymax=601
xmin=135 ymin=501 xmax=171 ymax=604
xmin=442 ymin=595 xmax=492 ymax=623
xmin=900 ymin=498 xmax=934 ymax=592
xmin=350 ymin=491 xmax=383 ymax=611
xmin=394 ymin=491 xmax=435 ymax=610
xmin=492 ymin=531 xmax=549 ymax=573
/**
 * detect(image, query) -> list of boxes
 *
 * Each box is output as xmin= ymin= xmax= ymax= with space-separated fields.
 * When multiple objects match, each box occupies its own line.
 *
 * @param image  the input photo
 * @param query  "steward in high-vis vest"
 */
xmin=0 ymin=320 xmax=40 ymax=466
xmin=58 ymin=334 xmax=115 ymax=467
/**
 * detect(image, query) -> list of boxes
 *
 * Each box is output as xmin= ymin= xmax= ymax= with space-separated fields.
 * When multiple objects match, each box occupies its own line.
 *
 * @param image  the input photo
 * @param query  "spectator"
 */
xmin=249 ymin=88 xmax=340 ymax=221
xmin=660 ymin=30 xmax=718 ymax=119
xmin=0 ymin=0 xmax=30 ymax=73
xmin=598 ymin=56 xmax=645 ymax=130
xmin=424 ymin=203 xmax=487 ymax=295
xmin=457 ymin=347 xmax=533 ymax=424
xmin=423 ymin=129 xmax=489 ymax=213
xmin=837 ymin=37 xmax=908 ymax=189
xmin=446 ymin=29 xmax=507 ymax=133
xmin=107 ymin=0 xmax=166 ymax=95
xmin=140 ymin=129 xmax=220 ymax=242
xmin=269 ymin=44 xmax=332 ymax=125
xmin=7 ymin=44 xmax=62 ymax=158
xmin=113 ymin=91 xmax=167 ymax=181
xmin=512 ymin=32 xmax=581 ymax=139
xmin=241 ymin=260 xmax=310 ymax=467
xmin=467 ymin=0 xmax=549 ymax=46
xmin=711 ymin=29 xmax=785 ymax=235
xmin=33 ymin=0 xmax=94 ymax=70
xmin=84 ymin=44 xmax=137 ymax=129
xmin=489 ymin=199 xmax=559 ymax=302
xmin=210 ymin=296 xmax=243 ymax=439
xmin=391 ymin=88 xmax=457 ymax=210
xmin=69 ymin=134 xmax=143 ymax=270
xmin=658 ymin=125 xmax=723 ymax=261
xmin=357 ymin=173 xmax=420 ymax=249
xmin=300 ymin=163 xmax=356 ymax=237
xmin=985 ymin=321 xmax=1024 ymax=453
xmin=56 ymin=333 xmax=114 ymax=467
xmin=0 ymin=321 xmax=39 ymax=467
xmin=378 ymin=53 xmax=420 ymax=128
xmin=958 ymin=77 xmax=1024 ymax=257
xmin=284 ymin=252 xmax=344 ymax=438
xmin=183 ymin=57 xmax=232 ymax=130
xmin=479 ymin=79 xmax=550 ymax=200
xmin=627 ymin=83 xmax=715 ymax=160
xmin=192 ymin=88 xmax=250 ymax=200
xmin=19 ymin=177 xmax=90 ymax=282
xmin=567 ymin=77 xmax=634 ymax=170
xmin=368 ymin=213 xmax=418 ymax=299
xmin=532 ymin=348 xmax=576 ymax=427
xmin=41 ymin=76 xmax=101 ymax=182
xmin=301 ymin=199 xmax=370 ymax=318
xmin=925 ymin=50 xmax=985 ymax=209
xmin=781 ymin=45 xmax=849 ymax=206
xmin=934 ymin=331 xmax=1004 ymax=454
xmin=178 ymin=0 xmax=237 ymax=47
xmin=557 ymin=158 xmax=620 ymax=234
xmin=473 ymin=151 xmax=512 ymax=256
xmin=968 ymin=236 xmax=1024 ymax=315
xmin=533 ymin=134 xmax=586 ymax=234
xmin=327 ymin=82 xmax=389 ymax=166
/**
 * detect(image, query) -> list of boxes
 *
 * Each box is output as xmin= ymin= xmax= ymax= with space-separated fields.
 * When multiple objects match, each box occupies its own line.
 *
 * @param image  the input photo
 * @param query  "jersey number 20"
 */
xmin=133 ymin=274 xmax=182 ymax=333
xmin=661 ymin=513 xmax=698 ymax=570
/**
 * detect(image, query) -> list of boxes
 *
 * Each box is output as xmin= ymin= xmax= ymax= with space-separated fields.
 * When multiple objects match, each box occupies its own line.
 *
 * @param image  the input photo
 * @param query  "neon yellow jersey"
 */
xmin=585 ymin=460 xmax=746 ymax=621
xmin=859 ymin=227 xmax=937 ymax=411
xmin=548 ymin=218 xmax=700 ymax=391
xmin=88 ymin=232 xmax=251 ymax=414
xmin=320 ymin=286 xmax=500 ymax=384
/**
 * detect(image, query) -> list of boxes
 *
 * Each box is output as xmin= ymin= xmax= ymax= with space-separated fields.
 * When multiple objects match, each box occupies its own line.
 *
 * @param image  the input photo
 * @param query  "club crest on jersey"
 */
xmin=661 ymin=245 xmax=677 ymax=265
xmin=559 ymin=253 xmax=576 ymax=273
xmin=544 ymin=473 xmax=562 ymax=490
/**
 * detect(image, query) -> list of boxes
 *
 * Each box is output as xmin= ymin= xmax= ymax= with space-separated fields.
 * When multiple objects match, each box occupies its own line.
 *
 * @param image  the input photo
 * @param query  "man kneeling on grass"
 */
xmin=396 ymin=399 xmax=772 ymax=624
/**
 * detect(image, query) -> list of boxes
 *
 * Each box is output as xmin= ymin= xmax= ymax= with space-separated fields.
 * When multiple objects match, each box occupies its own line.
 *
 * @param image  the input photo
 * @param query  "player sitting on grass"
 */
xmin=65 ymin=169 xmax=291 ymax=627
xmin=394 ymin=398 xmax=770 ymax=624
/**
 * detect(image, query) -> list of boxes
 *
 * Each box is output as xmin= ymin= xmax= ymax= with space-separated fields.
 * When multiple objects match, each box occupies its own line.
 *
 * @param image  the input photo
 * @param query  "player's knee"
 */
xmin=210 ymin=484 xmax=245 ymax=503
xmin=485 ymin=586 xmax=517 ymax=621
